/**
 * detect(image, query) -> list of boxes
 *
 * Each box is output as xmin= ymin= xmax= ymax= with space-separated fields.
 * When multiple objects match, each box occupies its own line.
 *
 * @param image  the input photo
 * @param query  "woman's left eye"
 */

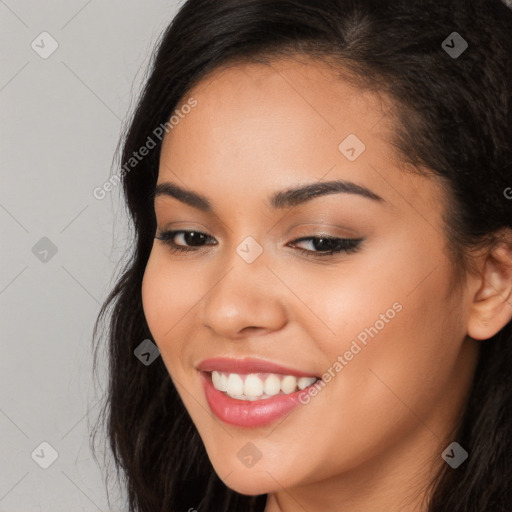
xmin=155 ymin=230 xmax=363 ymax=258
xmin=289 ymin=235 xmax=363 ymax=256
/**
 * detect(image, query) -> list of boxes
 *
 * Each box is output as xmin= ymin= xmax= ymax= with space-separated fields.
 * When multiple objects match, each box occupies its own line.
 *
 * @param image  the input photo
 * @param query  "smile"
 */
xmin=197 ymin=357 xmax=322 ymax=427
xmin=211 ymin=371 xmax=318 ymax=400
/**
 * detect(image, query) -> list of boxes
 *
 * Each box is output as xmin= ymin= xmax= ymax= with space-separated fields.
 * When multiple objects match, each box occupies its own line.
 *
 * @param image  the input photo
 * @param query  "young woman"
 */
xmin=92 ymin=0 xmax=512 ymax=510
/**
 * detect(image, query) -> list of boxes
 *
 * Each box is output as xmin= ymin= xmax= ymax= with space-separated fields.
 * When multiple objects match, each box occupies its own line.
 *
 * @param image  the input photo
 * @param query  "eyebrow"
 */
xmin=153 ymin=179 xmax=384 ymax=212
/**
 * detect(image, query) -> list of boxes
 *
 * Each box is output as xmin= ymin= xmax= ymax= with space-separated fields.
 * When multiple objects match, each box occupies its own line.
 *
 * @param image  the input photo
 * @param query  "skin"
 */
xmin=141 ymin=56 xmax=512 ymax=511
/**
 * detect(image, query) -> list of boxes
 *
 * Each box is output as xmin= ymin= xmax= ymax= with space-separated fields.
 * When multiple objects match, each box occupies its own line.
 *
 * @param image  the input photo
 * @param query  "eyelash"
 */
xmin=154 ymin=230 xmax=363 ymax=258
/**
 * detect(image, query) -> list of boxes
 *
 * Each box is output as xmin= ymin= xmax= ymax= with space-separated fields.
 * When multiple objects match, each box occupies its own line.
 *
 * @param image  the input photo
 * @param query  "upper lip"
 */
xmin=196 ymin=357 xmax=319 ymax=378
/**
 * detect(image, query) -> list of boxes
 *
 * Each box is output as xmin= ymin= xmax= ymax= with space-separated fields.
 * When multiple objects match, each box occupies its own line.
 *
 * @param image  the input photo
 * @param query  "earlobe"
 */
xmin=466 ymin=234 xmax=512 ymax=341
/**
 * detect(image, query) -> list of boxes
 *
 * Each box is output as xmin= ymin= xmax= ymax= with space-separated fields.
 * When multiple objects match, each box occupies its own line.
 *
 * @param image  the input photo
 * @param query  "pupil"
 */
xmin=185 ymin=231 xmax=205 ymax=246
xmin=314 ymin=238 xmax=336 ymax=251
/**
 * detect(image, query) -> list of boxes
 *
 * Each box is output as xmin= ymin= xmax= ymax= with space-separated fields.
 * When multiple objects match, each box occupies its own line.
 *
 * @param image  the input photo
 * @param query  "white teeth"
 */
xmin=211 ymin=371 xmax=318 ymax=400
xmin=244 ymin=374 xmax=264 ymax=398
xmin=280 ymin=375 xmax=297 ymax=394
xmin=226 ymin=373 xmax=244 ymax=396
xmin=264 ymin=374 xmax=281 ymax=396
xmin=212 ymin=370 xmax=221 ymax=390
xmin=298 ymin=377 xmax=316 ymax=390
xmin=212 ymin=371 xmax=228 ymax=391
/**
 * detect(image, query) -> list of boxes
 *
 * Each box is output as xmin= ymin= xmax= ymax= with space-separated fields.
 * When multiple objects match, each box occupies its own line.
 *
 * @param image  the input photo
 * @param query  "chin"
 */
xmin=222 ymin=474 xmax=275 ymax=496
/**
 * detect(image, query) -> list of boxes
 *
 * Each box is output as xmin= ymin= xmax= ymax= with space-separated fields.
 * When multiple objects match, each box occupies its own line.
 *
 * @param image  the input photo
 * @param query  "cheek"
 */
xmin=313 ymin=234 xmax=463 ymax=408
xmin=329 ymin=272 xmax=462 ymax=419
xmin=141 ymin=251 xmax=203 ymax=364
xmin=301 ymin=247 xmax=408 ymax=353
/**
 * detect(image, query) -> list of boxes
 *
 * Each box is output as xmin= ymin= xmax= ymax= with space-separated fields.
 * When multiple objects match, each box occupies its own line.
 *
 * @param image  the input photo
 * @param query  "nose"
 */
xmin=200 ymin=258 xmax=288 ymax=339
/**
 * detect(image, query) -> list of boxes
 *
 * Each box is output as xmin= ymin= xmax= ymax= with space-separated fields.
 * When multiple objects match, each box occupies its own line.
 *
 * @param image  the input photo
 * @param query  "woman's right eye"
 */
xmin=155 ymin=230 xmax=217 ymax=253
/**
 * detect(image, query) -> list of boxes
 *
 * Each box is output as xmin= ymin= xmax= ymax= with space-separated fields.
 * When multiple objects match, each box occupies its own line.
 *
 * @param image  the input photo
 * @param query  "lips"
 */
xmin=196 ymin=357 xmax=319 ymax=378
xmin=197 ymin=357 xmax=321 ymax=427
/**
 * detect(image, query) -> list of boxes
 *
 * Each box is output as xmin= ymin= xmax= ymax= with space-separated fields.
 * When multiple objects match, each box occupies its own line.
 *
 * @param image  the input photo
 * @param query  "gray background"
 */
xmin=1 ymin=1 xmax=182 ymax=510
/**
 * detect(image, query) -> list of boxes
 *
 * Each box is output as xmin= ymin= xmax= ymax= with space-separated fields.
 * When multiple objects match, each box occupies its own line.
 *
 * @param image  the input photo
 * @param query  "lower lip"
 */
xmin=200 ymin=372 xmax=314 ymax=428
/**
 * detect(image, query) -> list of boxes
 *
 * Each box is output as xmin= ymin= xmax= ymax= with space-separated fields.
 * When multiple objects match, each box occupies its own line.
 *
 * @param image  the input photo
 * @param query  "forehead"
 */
xmin=161 ymin=58 xmax=392 ymax=170
xmin=157 ymin=57 xmax=443 ymax=225
xmin=165 ymin=56 xmax=392 ymax=154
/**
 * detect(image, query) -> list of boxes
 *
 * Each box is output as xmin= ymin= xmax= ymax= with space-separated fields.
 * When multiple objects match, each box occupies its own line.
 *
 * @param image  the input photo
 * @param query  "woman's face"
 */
xmin=141 ymin=58 xmax=479 ymax=500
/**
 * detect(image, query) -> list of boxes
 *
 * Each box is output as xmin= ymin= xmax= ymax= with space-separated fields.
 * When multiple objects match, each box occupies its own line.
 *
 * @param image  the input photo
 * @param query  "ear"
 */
xmin=467 ymin=231 xmax=512 ymax=340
